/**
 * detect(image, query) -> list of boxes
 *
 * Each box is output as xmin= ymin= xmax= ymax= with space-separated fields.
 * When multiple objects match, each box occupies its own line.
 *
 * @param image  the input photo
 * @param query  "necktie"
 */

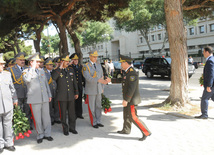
xmin=35 ymin=69 xmax=38 ymax=74
xmin=94 ymin=64 xmax=96 ymax=69
xmin=21 ymin=67 xmax=23 ymax=71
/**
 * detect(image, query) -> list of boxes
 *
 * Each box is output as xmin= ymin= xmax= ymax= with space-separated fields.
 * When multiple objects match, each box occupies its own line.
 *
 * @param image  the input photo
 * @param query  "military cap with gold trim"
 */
xmin=70 ymin=53 xmax=79 ymax=60
xmin=40 ymin=56 xmax=45 ymax=62
xmin=88 ymin=49 xmax=99 ymax=56
xmin=44 ymin=58 xmax=53 ymax=65
xmin=7 ymin=58 xmax=16 ymax=65
xmin=0 ymin=53 xmax=6 ymax=63
xmin=119 ymin=54 xmax=133 ymax=63
xmin=53 ymin=57 xmax=60 ymax=63
xmin=27 ymin=52 xmax=41 ymax=61
xmin=61 ymin=55 xmax=70 ymax=61
xmin=15 ymin=52 xmax=26 ymax=60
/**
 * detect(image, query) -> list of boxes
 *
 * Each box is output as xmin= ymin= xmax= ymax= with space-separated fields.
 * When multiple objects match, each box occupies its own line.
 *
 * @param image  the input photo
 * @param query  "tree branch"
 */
xmin=183 ymin=0 xmax=214 ymax=11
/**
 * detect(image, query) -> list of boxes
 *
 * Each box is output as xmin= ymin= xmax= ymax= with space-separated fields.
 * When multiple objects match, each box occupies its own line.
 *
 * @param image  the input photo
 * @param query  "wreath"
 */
xmin=101 ymin=94 xmax=112 ymax=114
xmin=199 ymin=74 xmax=203 ymax=86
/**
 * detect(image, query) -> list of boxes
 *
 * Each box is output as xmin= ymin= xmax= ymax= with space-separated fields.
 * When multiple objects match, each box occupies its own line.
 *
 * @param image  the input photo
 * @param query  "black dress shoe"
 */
xmin=0 ymin=148 xmax=3 ymax=153
xmin=63 ymin=131 xmax=69 ymax=136
xmin=69 ymin=129 xmax=78 ymax=134
xmin=195 ymin=115 xmax=208 ymax=119
xmin=54 ymin=120 xmax=61 ymax=124
xmin=43 ymin=136 xmax=54 ymax=141
xmin=97 ymin=123 xmax=104 ymax=127
xmin=37 ymin=139 xmax=43 ymax=144
xmin=117 ymin=130 xmax=130 ymax=134
xmin=93 ymin=125 xmax=99 ymax=128
xmin=77 ymin=116 xmax=84 ymax=119
xmin=4 ymin=146 xmax=15 ymax=151
xmin=139 ymin=133 xmax=152 ymax=141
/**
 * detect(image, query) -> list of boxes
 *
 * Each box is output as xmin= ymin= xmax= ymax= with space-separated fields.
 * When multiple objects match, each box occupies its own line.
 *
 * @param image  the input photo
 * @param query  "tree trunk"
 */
xmin=159 ymin=32 xmax=168 ymax=56
xmin=66 ymin=26 xmax=83 ymax=64
xmin=164 ymin=0 xmax=189 ymax=106
xmin=54 ymin=15 xmax=69 ymax=56
xmin=140 ymin=30 xmax=153 ymax=56
xmin=34 ymin=24 xmax=44 ymax=53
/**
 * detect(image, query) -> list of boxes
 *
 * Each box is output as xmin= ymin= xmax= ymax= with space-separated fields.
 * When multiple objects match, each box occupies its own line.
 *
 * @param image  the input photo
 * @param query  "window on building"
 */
xmin=158 ymin=34 xmax=161 ymax=40
xmin=189 ymin=27 xmax=194 ymax=35
xmin=210 ymin=24 xmax=214 ymax=32
xmin=158 ymin=24 xmax=162 ymax=29
xmin=199 ymin=25 xmax=205 ymax=33
xmin=140 ymin=37 xmax=143 ymax=43
xmin=151 ymin=35 xmax=155 ymax=41
xmin=101 ymin=45 xmax=103 ymax=49
xmin=98 ymin=46 xmax=100 ymax=50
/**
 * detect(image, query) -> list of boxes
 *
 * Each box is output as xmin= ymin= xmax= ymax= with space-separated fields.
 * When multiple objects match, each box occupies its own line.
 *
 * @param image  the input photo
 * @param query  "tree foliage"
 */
xmin=81 ymin=21 xmax=113 ymax=48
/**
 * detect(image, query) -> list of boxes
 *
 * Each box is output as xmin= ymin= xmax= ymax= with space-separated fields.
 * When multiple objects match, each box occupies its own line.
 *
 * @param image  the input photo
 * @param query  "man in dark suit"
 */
xmin=195 ymin=46 xmax=214 ymax=119
xmin=117 ymin=55 xmax=151 ymax=141
xmin=52 ymin=55 xmax=79 ymax=136
xmin=69 ymin=53 xmax=85 ymax=119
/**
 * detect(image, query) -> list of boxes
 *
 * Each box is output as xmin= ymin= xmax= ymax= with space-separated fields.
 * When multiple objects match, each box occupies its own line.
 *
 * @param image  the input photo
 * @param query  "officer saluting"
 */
xmin=117 ymin=55 xmax=151 ymax=141
xmin=7 ymin=52 xmax=32 ymax=129
xmin=69 ymin=53 xmax=85 ymax=119
xmin=52 ymin=55 xmax=79 ymax=136
xmin=22 ymin=53 xmax=53 ymax=144
xmin=0 ymin=54 xmax=18 ymax=153
xmin=44 ymin=58 xmax=61 ymax=125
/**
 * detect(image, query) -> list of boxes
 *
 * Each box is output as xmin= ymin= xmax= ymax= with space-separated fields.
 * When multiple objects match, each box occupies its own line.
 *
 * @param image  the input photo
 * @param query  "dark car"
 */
xmin=142 ymin=57 xmax=195 ymax=78
xmin=133 ymin=60 xmax=144 ymax=69
xmin=113 ymin=61 xmax=139 ymax=79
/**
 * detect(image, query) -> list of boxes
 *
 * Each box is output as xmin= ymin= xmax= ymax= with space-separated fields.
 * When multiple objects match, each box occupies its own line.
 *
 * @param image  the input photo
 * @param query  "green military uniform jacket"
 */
xmin=122 ymin=66 xmax=141 ymax=105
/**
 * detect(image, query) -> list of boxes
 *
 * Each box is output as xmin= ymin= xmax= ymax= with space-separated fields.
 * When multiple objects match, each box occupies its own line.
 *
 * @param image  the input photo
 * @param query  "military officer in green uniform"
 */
xmin=117 ymin=55 xmax=151 ymax=141
xmin=52 ymin=55 xmax=79 ymax=136
xmin=0 ymin=54 xmax=18 ymax=153
xmin=7 ymin=52 xmax=33 ymax=129
xmin=39 ymin=56 xmax=45 ymax=69
xmin=44 ymin=58 xmax=61 ymax=125
xmin=69 ymin=53 xmax=85 ymax=119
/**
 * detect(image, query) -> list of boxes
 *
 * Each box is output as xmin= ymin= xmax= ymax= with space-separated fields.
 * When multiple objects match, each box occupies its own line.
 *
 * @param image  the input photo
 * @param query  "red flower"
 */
xmin=19 ymin=133 xmax=23 ymax=137
xmin=28 ymin=130 xmax=32 ymax=134
xmin=15 ymin=136 xmax=19 ymax=140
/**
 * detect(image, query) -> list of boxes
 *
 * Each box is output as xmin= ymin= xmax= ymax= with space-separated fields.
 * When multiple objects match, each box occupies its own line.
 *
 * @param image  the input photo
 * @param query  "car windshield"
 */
xmin=165 ymin=58 xmax=171 ymax=64
xmin=113 ymin=61 xmax=121 ymax=69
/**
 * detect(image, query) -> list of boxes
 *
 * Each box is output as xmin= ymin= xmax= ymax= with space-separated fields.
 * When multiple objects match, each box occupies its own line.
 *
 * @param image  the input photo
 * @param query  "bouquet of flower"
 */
xmin=199 ymin=74 xmax=203 ymax=86
xmin=101 ymin=94 xmax=112 ymax=114
xmin=13 ymin=106 xmax=32 ymax=140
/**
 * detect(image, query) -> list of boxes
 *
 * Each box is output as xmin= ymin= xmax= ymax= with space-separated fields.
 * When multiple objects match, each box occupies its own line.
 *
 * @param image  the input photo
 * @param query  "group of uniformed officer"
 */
xmin=0 ymin=49 xmax=151 ymax=152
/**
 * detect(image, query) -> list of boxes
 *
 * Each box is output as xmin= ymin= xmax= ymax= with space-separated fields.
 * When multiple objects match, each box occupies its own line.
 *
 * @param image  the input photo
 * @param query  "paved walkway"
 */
xmin=3 ymin=67 xmax=214 ymax=155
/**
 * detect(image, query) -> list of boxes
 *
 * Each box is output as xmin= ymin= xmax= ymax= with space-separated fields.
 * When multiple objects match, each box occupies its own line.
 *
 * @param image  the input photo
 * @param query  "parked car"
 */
xmin=142 ymin=57 xmax=195 ymax=78
xmin=133 ymin=60 xmax=144 ymax=69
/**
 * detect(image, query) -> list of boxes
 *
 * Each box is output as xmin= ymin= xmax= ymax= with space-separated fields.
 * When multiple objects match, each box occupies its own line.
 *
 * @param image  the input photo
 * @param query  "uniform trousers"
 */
xmin=58 ymin=101 xmax=76 ymax=132
xmin=29 ymin=102 xmax=51 ymax=139
xmin=75 ymin=90 xmax=83 ymax=117
xmin=88 ymin=94 xmax=102 ymax=126
xmin=49 ymin=98 xmax=60 ymax=123
xmin=18 ymin=98 xmax=32 ymax=127
xmin=0 ymin=110 xmax=13 ymax=149
xmin=122 ymin=105 xmax=151 ymax=136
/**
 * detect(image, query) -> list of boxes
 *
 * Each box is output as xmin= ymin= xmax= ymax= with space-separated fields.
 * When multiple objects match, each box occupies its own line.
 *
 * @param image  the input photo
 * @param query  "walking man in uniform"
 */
xmin=0 ymin=54 xmax=18 ymax=153
xmin=69 ymin=53 xmax=85 ymax=119
xmin=52 ymin=55 xmax=79 ymax=136
xmin=22 ymin=53 xmax=53 ymax=144
xmin=83 ymin=49 xmax=111 ymax=128
xmin=117 ymin=55 xmax=151 ymax=141
xmin=7 ymin=52 xmax=32 ymax=129
xmin=44 ymin=58 xmax=61 ymax=125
